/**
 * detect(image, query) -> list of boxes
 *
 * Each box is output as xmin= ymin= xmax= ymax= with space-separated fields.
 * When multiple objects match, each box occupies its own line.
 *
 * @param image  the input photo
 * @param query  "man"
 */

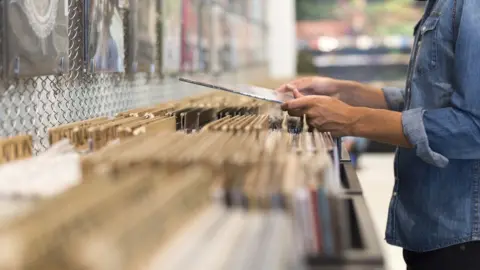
xmin=278 ymin=0 xmax=480 ymax=269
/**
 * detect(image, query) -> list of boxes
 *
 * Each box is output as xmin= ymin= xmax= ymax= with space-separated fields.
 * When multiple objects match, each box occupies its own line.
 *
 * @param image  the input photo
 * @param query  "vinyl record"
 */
xmin=128 ymin=0 xmax=157 ymax=73
xmin=179 ymin=77 xmax=294 ymax=104
xmin=4 ymin=0 xmax=69 ymax=78
xmin=161 ymin=0 xmax=182 ymax=75
xmin=84 ymin=0 xmax=125 ymax=73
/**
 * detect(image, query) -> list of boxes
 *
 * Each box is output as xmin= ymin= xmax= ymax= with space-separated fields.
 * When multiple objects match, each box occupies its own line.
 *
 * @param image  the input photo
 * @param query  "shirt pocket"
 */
xmin=416 ymin=16 xmax=440 ymax=74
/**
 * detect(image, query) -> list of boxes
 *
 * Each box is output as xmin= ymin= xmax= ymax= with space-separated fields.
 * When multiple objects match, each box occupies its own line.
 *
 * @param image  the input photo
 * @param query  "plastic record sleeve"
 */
xmin=178 ymin=77 xmax=295 ymax=104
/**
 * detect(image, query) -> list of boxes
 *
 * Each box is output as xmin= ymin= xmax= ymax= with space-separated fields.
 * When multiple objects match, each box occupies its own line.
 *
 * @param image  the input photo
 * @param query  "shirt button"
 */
xmin=422 ymin=26 xmax=426 ymax=32
xmin=393 ymin=192 xmax=397 ymax=196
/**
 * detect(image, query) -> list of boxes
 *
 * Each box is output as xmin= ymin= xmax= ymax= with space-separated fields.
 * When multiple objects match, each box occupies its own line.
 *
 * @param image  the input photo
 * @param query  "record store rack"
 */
xmin=0 ymin=0 xmax=385 ymax=269
xmin=0 ymin=94 xmax=385 ymax=270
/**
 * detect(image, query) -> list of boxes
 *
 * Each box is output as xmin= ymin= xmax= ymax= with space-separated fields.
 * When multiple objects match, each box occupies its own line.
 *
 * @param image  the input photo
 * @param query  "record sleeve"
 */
xmin=179 ymin=77 xmax=294 ymax=104
xmin=4 ymin=0 xmax=70 ymax=78
xmin=162 ymin=0 xmax=182 ymax=75
xmin=84 ymin=0 xmax=125 ymax=73
xmin=180 ymin=0 xmax=199 ymax=73
xmin=128 ymin=0 xmax=157 ymax=73
xmin=318 ymin=188 xmax=335 ymax=256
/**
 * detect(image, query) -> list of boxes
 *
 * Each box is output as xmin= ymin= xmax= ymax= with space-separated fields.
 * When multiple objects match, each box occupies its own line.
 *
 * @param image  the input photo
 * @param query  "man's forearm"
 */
xmin=348 ymin=106 xmax=412 ymax=148
xmin=338 ymin=80 xmax=390 ymax=110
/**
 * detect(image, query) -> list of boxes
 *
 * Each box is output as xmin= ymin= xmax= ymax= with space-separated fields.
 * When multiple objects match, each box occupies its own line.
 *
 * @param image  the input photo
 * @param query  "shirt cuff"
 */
xmin=382 ymin=87 xmax=405 ymax=112
xmin=402 ymin=108 xmax=449 ymax=168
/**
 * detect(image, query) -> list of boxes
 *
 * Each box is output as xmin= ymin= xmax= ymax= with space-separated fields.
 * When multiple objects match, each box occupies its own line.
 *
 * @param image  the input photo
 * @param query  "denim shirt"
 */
xmin=381 ymin=0 xmax=480 ymax=252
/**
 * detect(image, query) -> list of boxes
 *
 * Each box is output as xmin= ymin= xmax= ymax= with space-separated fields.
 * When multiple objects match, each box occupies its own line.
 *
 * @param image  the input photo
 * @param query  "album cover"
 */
xmin=162 ymin=0 xmax=182 ymax=75
xmin=128 ymin=0 xmax=157 ymax=73
xmin=180 ymin=0 xmax=199 ymax=73
xmin=198 ymin=0 xmax=211 ymax=72
xmin=4 ymin=0 xmax=69 ymax=78
xmin=84 ymin=0 xmax=125 ymax=73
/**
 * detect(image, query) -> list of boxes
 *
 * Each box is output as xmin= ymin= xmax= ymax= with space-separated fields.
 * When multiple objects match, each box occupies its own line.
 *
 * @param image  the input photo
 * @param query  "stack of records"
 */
xmin=0 ymin=88 xmax=368 ymax=269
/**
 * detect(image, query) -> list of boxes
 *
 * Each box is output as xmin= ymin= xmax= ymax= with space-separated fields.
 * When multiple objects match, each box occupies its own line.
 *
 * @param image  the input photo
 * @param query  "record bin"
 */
xmin=340 ymin=161 xmax=363 ymax=195
xmin=334 ymin=140 xmax=362 ymax=195
xmin=306 ymin=159 xmax=384 ymax=270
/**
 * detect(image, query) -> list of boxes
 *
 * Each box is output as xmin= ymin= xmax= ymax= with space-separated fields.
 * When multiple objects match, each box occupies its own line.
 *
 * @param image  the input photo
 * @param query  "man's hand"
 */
xmin=276 ymin=76 xmax=340 ymax=97
xmin=280 ymin=88 xmax=356 ymax=137
xmin=277 ymin=76 xmax=390 ymax=110
xmin=281 ymin=87 xmax=412 ymax=148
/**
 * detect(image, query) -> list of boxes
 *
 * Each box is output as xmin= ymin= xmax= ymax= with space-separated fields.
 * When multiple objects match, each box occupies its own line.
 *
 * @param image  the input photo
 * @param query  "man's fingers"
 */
xmin=279 ymin=101 xmax=305 ymax=117
xmin=276 ymin=84 xmax=289 ymax=93
xmin=285 ymin=85 xmax=304 ymax=98
xmin=276 ymin=82 xmax=298 ymax=92
xmin=275 ymin=79 xmax=307 ymax=92
xmin=287 ymin=109 xmax=305 ymax=117
xmin=282 ymin=95 xmax=320 ymax=111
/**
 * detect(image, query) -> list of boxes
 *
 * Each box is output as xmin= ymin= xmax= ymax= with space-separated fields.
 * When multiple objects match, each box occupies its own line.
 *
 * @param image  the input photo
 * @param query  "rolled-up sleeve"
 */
xmin=382 ymin=87 xmax=405 ymax=112
xmin=401 ymin=0 xmax=480 ymax=168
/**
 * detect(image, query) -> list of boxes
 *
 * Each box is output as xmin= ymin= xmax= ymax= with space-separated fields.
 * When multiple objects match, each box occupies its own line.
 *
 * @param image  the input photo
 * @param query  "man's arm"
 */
xmin=348 ymin=107 xmax=411 ymax=148
xmin=338 ymin=80 xmax=405 ymax=111
xmin=352 ymin=0 xmax=480 ymax=168
xmin=277 ymin=76 xmax=404 ymax=110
